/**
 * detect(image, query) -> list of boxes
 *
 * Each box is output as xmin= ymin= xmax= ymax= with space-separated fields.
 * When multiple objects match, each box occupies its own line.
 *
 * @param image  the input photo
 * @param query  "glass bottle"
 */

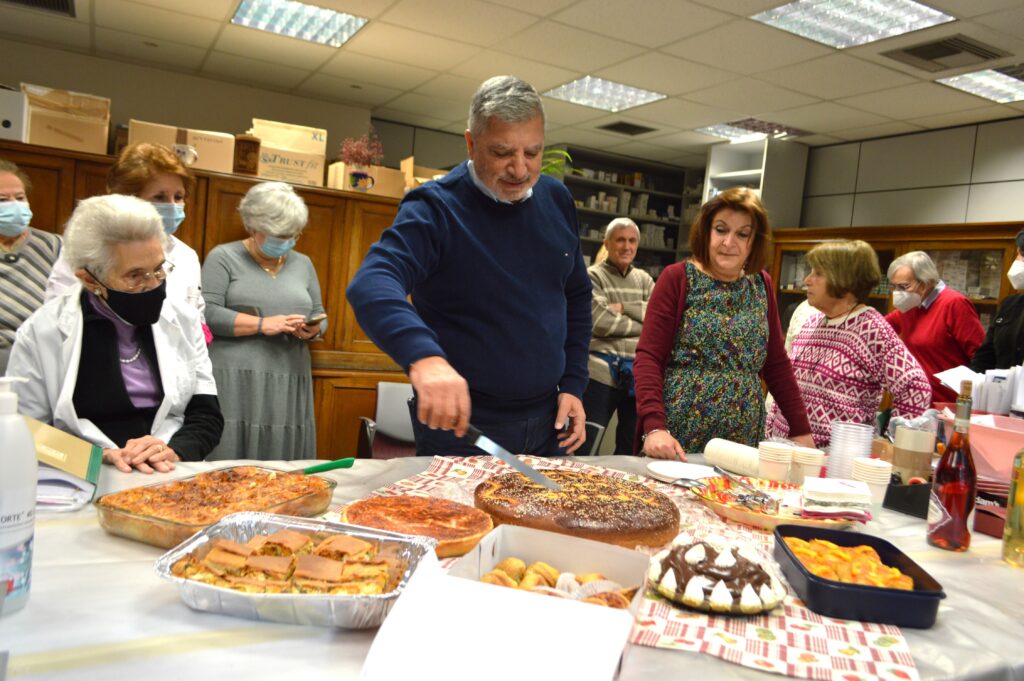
xmin=927 ymin=380 xmax=977 ymax=552
xmin=1003 ymin=449 xmax=1024 ymax=567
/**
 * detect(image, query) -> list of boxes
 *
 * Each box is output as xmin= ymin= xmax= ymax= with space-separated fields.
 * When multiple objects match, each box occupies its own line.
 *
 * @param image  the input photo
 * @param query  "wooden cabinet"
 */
xmin=771 ymin=223 xmax=1022 ymax=329
xmin=314 ymin=371 xmax=408 ymax=459
xmin=0 ymin=145 xmax=79 ymax=233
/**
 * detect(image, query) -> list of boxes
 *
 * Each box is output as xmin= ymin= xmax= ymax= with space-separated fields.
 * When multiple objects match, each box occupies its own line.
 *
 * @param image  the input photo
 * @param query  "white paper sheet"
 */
xmin=933 ymin=366 xmax=983 ymax=395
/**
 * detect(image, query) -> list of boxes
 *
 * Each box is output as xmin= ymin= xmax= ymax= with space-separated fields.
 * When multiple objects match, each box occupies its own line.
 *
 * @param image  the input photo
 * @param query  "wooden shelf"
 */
xmin=580 ymin=237 xmax=675 ymax=253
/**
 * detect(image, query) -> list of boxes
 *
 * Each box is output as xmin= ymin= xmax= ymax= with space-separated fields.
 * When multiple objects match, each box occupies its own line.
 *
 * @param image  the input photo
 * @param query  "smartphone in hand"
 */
xmin=304 ymin=312 xmax=327 ymax=325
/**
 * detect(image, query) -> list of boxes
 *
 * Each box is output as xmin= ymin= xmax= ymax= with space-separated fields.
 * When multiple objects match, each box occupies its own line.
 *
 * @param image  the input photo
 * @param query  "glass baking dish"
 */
xmin=95 ymin=465 xmax=337 ymax=549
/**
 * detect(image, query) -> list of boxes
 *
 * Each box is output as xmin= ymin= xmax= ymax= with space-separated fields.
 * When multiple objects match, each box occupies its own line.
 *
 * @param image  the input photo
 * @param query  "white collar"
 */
xmin=467 ymin=161 xmax=533 ymax=204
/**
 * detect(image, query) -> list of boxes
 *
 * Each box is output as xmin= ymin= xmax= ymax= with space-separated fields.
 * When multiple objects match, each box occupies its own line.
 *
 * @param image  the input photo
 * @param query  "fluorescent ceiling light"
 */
xmin=697 ymin=118 xmax=810 ymax=142
xmin=937 ymin=69 xmax=1024 ymax=103
xmin=543 ymin=76 xmax=666 ymax=113
xmin=231 ymin=0 xmax=369 ymax=48
xmin=752 ymin=0 xmax=955 ymax=49
xmin=696 ymin=123 xmax=767 ymax=142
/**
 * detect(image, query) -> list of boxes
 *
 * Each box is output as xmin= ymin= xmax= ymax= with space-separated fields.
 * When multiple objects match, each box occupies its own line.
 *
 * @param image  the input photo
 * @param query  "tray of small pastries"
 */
xmin=154 ymin=511 xmax=437 ymax=628
xmin=96 ymin=465 xmax=337 ymax=548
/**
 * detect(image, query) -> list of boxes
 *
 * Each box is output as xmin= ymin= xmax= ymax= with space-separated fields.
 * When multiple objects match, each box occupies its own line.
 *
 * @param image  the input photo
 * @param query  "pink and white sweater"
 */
xmin=766 ymin=306 xmax=931 ymax=449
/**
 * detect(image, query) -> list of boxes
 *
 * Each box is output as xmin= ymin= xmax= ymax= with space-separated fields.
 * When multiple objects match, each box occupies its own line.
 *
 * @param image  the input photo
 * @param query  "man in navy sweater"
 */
xmin=346 ymin=76 xmax=591 ymax=456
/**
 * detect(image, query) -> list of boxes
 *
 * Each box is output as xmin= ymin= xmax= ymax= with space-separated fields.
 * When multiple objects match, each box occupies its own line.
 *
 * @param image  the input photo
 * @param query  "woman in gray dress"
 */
xmin=201 ymin=182 xmax=325 ymax=459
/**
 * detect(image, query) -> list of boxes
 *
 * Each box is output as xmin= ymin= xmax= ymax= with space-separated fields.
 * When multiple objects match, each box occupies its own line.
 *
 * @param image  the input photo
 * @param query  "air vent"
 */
xmin=883 ymin=34 xmax=1009 ymax=73
xmin=997 ymin=63 xmax=1024 ymax=83
xmin=1 ymin=0 xmax=75 ymax=15
xmin=596 ymin=121 xmax=658 ymax=136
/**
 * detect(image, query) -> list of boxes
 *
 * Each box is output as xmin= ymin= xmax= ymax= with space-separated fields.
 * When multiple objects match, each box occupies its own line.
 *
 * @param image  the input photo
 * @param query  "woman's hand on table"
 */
xmin=104 ymin=436 xmax=180 ymax=474
xmin=643 ymin=430 xmax=687 ymax=461
xmin=262 ymin=314 xmax=305 ymax=336
xmin=791 ymin=433 xmax=816 ymax=448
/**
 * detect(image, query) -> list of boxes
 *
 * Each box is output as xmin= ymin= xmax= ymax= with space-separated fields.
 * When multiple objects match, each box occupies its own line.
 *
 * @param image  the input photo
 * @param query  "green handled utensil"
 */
xmin=294 ymin=457 xmax=355 ymax=475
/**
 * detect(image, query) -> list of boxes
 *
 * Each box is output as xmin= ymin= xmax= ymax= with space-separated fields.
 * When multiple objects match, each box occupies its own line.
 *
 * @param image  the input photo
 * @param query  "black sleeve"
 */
xmin=167 ymin=394 xmax=224 ymax=461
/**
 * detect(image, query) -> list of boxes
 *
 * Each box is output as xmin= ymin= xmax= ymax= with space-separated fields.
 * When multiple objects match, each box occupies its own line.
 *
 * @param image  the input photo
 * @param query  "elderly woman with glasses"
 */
xmin=201 ymin=181 xmax=325 ymax=460
xmin=7 ymin=194 xmax=223 ymax=473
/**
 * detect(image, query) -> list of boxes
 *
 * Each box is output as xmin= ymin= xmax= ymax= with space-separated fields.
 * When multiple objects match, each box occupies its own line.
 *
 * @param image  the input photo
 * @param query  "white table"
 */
xmin=2 ymin=456 xmax=1022 ymax=681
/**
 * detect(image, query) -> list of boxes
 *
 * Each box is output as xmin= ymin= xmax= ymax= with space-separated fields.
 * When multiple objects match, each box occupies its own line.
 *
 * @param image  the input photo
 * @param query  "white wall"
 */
xmin=0 ymin=38 xmax=371 ymax=158
xmin=802 ymin=116 xmax=1024 ymax=226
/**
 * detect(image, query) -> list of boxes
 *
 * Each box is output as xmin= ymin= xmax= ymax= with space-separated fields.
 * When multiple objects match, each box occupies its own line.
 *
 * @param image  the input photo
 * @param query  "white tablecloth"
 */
xmin=2 ymin=456 xmax=1022 ymax=681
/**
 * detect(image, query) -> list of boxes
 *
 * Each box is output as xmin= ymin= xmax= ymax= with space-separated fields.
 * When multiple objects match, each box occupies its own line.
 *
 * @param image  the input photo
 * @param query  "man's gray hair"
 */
xmin=63 ymin=194 xmax=166 ymax=281
xmin=605 ymin=217 xmax=640 ymax=241
xmin=239 ymin=181 xmax=309 ymax=238
xmin=467 ymin=76 xmax=545 ymax=138
xmin=888 ymin=250 xmax=939 ymax=286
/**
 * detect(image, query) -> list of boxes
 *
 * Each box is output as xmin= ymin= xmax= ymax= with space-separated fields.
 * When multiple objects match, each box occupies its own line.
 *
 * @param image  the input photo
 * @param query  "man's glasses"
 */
xmin=892 ymin=281 xmax=917 ymax=292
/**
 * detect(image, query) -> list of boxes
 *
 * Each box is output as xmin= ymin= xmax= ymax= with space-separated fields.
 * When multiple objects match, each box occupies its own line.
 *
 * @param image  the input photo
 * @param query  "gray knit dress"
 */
xmin=201 ymin=241 xmax=325 ymax=460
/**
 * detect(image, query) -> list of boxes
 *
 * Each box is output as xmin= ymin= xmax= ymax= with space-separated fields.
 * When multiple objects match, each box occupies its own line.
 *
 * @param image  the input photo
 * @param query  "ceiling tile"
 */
xmin=926 ymin=0 xmax=1024 ymax=18
xmin=683 ymin=78 xmax=819 ymax=115
xmin=372 ymin=107 xmax=454 ymax=129
xmin=126 ymin=0 xmax=235 ymax=21
xmin=662 ymin=19 xmax=833 ymax=74
xmin=972 ymin=5 xmax=1024 ymax=40
xmin=383 ymin=92 xmax=471 ymax=121
xmin=838 ymin=82 xmax=992 ymax=120
xmin=344 ymin=22 xmax=481 ymax=71
xmin=414 ymin=74 xmax=481 ymax=101
xmin=795 ymin=134 xmax=846 ymax=146
xmin=645 ymin=130 xmax=724 ymax=153
xmin=213 ymin=24 xmax=336 ymax=70
xmin=831 ymin=121 xmax=927 ymax=141
xmin=94 ymin=27 xmax=208 ymax=71
xmin=687 ymin=0 xmax=789 ymax=15
xmin=910 ymin=105 xmax=1019 ymax=129
xmin=450 ymin=52 xmax=578 ymax=92
xmin=665 ymin=153 xmax=706 ymax=168
xmin=478 ymin=0 xmax=576 ymax=16
xmin=296 ymin=73 xmax=404 ymax=107
xmin=764 ymin=102 xmax=890 ymax=133
xmin=493 ymin=20 xmax=645 ymax=72
xmin=627 ymin=97 xmax=744 ymax=129
xmin=0 ymin=5 xmax=90 ymax=50
xmin=761 ymin=54 xmax=917 ymax=100
xmin=202 ymin=51 xmax=309 ymax=90
xmin=547 ymin=126 xmax=626 ymax=150
xmin=540 ymin=98 xmax=609 ymax=126
xmin=603 ymin=139 xmax=688 ymax=162
xmin=551 ymin=0 xmax=733 ymax=48
xmin=595 ymin=53 xmax=739 ymax=97
xmin=97 ymin=0 xmax=221 ymax=48
xmin=320 ymin=51 xmax=437 ymax=90
xmin=378 ymin=0 xmax=538 ymax=47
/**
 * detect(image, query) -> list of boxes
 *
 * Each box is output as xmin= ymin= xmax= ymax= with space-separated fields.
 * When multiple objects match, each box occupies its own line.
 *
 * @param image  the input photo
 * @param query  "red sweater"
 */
xmin=884 ymin=286 xmax=984 ymax=403
xmin=633 ymin=261 xmax=811 ymax=452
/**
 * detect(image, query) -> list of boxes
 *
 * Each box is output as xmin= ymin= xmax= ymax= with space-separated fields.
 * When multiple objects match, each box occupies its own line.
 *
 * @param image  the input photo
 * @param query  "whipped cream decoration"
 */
xmin=684 ymin=543 xmax=707 ymax=565
xmin=740 ymin=583 xmax=762 ymax=611
xmin=709 ymin=580 xmax=734 ymax=609
xmin=659 ymin=567 xmax=678 ymax=593
xmin=684 ymin=575 xmax=711 ymax=603
xmin=713 ymin=547 xmax=737 ymax=568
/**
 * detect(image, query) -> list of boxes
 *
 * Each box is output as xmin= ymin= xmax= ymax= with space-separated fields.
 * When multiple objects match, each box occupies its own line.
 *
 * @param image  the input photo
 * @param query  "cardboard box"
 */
xmin=365 ymin=525 xmax=647 ymax=680
xmin=21 ymin=83 xmax=109 ymax=155
xmin=250 ymin=118 xmax=326 ymax=156
xmin=400 ymin=155 xmax=447 ymax=189
xmin=327 ymin=162 xmax=406 ymax=198
xmin=128 ymin=119 xmax=235 ymax=174
xmin=0 ymin=87 xmax=28 ymax=142
xmin=258 ymin=145 xmax=325 ymax=187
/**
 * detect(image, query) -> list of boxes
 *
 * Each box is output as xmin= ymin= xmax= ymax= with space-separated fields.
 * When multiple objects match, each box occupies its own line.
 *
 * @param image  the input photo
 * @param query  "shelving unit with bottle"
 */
xmin=703 ymin=137 xmax=808 ymax=229
xmin=550 ymin=145 xmax=704 ymax=279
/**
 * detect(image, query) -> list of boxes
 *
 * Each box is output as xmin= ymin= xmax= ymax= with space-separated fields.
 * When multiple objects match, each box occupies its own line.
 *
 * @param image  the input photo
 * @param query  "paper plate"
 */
xmin=689 ymin=476 xmax=855 ymax=531
xmin=645 ymin=460 xmax=717 ymax=484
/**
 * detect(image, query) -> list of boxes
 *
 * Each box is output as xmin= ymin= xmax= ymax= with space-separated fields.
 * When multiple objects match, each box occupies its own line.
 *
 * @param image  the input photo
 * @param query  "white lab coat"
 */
xmin=6 ymin=286 xmax=217 ymax=449
xmin=45 ymin=235 xmax=205 ymax=317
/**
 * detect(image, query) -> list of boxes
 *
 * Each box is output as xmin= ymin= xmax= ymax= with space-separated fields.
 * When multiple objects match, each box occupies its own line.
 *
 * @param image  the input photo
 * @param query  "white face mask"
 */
xmin=892 ymin=290 xmax=922 ymax=313
xmin=1008 ymin=260 xmax=1024 ymax=290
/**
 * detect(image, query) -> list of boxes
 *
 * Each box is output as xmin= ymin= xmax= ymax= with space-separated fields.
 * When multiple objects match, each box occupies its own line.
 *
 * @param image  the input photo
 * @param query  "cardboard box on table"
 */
xmin=0 ymin=87 xmax=28 ymax=142
xmin=400 ymin=155 xmax=447 ymax=190
xmin=327 ymin=162 xmax=406 ymax=198
xmin=21 ymin=83 xmax=109 ymax=154
xmin=363 ymin=525 xmax=650 ymax=680
xmin=127 ymin=119 xmax=235 ymax=174
xmin=250 ymin=119 xmax=327 ymax=187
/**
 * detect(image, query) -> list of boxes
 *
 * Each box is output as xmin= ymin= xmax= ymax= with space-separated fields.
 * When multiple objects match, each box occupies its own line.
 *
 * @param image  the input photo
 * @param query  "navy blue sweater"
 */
xmin=346 ymin=161 xmax=592 ymax=420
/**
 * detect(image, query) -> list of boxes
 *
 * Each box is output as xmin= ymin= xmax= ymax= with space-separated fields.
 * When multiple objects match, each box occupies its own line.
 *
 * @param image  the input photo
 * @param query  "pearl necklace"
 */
xmin=120 ymin=347 xmax=142 ymax=364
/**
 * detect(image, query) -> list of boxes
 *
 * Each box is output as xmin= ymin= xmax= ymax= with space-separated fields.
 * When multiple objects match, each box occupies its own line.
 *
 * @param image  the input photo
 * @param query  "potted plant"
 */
xmin=339 ymin=126 xmax=384 ymax=191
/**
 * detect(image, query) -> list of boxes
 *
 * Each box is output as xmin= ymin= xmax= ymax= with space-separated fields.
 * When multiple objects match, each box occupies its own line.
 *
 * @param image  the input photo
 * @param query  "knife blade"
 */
xmin=465 ymin=424 xmax=562 ymax=491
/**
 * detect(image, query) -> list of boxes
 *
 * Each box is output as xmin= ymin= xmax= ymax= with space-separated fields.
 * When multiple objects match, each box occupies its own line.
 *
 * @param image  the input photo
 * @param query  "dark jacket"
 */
xmin=971 ymin=294 xmax=1024 ymax=372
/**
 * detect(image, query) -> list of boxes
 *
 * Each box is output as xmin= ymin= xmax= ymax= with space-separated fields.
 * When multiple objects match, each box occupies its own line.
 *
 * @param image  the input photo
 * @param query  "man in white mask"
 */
xmin=884 ymin=251 xmax=984 ymax=403
xmin=973 ymin=230 xmax=1024 ymax=372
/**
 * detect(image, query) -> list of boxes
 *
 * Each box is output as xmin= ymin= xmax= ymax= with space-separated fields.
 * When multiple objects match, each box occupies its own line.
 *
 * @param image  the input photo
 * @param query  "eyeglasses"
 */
xmin=892 ymin=281 xmax=917 ymax=292
xmin=118 ymin=261 xmax=175 ymax=292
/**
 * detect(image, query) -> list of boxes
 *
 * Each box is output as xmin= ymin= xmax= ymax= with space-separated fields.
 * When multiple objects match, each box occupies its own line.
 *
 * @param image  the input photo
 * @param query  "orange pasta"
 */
xmin=783 ymin=537 xmax=914 ymax=590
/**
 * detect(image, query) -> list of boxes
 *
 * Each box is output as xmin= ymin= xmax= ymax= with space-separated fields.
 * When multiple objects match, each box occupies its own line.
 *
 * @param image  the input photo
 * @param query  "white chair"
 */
xmin=358 ymin=382 xmax=416 ymax=459
xmin=581 ymin=421 xmax=607 ymax=455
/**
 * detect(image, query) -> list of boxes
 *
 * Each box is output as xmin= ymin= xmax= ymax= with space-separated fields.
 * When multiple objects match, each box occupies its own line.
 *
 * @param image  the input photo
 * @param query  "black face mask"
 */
xmin=104 ymin=280 xmax=167 ymax=326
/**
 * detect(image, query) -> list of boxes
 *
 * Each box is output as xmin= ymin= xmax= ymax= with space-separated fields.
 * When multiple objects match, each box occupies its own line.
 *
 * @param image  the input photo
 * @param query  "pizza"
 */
xmin=342 ymin=495 xmax=493 ymax=558
xmin=474 ymin=470 xmax=680 ymax=549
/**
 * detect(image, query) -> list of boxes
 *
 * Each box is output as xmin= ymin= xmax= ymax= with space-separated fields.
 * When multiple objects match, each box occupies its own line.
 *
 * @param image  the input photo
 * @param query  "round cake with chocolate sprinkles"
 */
xmin=473 ymin=471 xmax=680 ymax=548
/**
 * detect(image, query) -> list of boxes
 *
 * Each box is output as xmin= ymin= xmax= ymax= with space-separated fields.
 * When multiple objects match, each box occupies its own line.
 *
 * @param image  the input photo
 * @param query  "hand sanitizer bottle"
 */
xmin=0 ymin=377 xmax=36 ymax=616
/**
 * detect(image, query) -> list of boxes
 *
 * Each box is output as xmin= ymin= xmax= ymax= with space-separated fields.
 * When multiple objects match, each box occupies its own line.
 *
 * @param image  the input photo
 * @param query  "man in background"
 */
xmin=582 ymin=218 xmax=653 ymax=454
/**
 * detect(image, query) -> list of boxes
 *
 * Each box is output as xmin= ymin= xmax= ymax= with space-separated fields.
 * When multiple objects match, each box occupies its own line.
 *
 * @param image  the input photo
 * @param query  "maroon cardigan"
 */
xmin=632 ymin=260 xmax=811 ymax=453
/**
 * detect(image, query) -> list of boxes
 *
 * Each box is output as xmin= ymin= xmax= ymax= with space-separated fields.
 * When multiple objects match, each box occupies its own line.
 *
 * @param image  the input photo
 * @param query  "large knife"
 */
xmin=465 ymin=424 xmax=562 ymax=491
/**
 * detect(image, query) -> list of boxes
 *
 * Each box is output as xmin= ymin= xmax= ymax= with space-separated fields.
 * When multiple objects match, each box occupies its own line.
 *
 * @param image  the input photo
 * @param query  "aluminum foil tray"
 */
xmin=154 ymin=511 xmax=438 ymax=629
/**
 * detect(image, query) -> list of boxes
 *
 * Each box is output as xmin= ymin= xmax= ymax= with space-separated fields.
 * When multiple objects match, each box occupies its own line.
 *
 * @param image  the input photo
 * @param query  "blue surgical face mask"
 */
xmin=152 ymin=202 xmax=186 ymax=235
xmin=0 ymin=201 xmax=32 ymax=237
xmin=259 ymin=235 xmax=296 ymax=258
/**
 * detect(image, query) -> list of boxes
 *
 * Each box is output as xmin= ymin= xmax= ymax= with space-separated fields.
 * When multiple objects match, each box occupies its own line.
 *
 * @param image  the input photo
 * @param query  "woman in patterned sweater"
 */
xmin=766 ymin=240 xmax=931 ymax=448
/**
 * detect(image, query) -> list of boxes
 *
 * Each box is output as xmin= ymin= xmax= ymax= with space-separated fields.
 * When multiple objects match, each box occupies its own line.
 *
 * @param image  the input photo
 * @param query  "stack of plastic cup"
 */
xmin=827 ymin=421 xmax=874 ymax=479
xmin=758 ymin=441 xmax=793 ymax=481
xmin=852 ymin=457 xmax=893 ymax=513
xmin=790 ymin=446 xmax=825 ymax=484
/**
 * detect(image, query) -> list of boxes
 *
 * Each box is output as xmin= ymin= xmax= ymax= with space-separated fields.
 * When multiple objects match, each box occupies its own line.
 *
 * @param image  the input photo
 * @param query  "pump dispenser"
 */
xmin=0 ymin=376 xmax=37 ymax=616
